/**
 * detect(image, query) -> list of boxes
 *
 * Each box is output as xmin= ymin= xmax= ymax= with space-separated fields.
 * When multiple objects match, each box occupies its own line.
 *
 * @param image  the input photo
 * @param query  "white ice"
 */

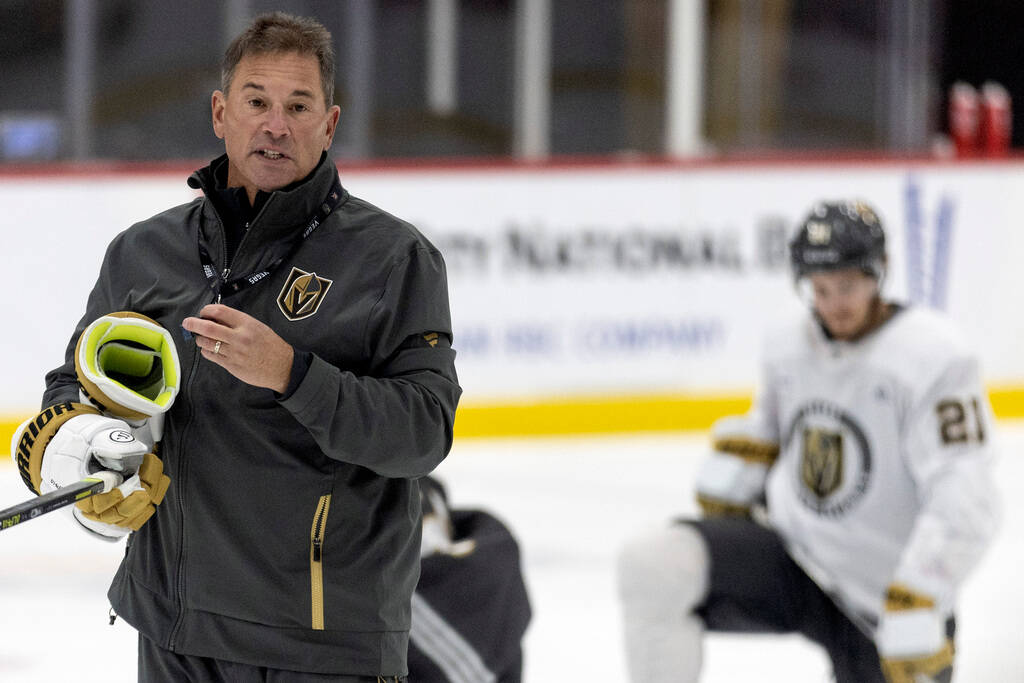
xmin=2 ymin=423 xmax=1022 ymax=682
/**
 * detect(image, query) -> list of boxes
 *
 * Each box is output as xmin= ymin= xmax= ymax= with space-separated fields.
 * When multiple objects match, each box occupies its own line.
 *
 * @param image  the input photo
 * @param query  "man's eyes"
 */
xmin=244 ymin=99 xmax=310 ymax=112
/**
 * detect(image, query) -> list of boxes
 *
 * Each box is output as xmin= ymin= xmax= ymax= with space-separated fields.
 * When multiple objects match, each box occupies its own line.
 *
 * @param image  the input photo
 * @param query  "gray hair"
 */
xmin=221 ymin=12 xmax=336 ymax=107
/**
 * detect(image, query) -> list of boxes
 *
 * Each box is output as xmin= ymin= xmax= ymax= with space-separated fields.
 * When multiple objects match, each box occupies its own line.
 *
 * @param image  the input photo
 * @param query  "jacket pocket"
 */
xmin=309 ymin=494 xmax=331 ymax=630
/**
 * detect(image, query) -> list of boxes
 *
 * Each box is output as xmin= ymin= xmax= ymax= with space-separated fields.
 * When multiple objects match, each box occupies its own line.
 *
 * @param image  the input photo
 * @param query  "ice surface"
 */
xmin=2 ymin=424 xmax=1022 ymax=682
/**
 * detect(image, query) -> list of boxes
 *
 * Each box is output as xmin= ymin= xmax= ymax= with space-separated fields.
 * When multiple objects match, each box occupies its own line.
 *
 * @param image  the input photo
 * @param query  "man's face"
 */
xmin=211 ymin=51 xmax=340 ymax=201
xmin=807 ymin=268 xmax=879 ymax=341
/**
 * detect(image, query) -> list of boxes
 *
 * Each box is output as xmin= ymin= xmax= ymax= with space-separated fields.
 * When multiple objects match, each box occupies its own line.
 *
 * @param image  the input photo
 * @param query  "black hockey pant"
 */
xmin=685 ymin=517 xmax=955 ymax=683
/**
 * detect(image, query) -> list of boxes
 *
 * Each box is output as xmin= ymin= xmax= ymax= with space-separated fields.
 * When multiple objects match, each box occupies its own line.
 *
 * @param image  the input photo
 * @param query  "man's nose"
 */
xmin=815 ymin=295 xmax=841 ymax=314
xmin=262 ymin=105 xmax=289 ymax=137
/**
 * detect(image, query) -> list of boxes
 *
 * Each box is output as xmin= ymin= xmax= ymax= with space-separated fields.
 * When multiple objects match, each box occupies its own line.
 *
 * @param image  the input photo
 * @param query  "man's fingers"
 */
xmin=197 ymin=336 xmax=226 ymax=356
xmin=183 ymin=304 xmax=262 ymax=346
xmin=197 ymin=303 xmax=244 ymax=325
xmin=182 ymin=316 xmax=232 ymax=342
xmin=181 ymin=304 xmax=289 ymax=390
xmin=199 ymin=344 xmax=229 ymax=367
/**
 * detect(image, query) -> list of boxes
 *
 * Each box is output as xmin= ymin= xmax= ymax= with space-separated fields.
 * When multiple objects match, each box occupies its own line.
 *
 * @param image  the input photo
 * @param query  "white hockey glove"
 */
xmin=695 ymin=417 xmax=779 ymax=518
xmin=75 ymin=311 xmax=180 ymax=447
xmin=876 ymin=583 xmax=954 ymax=683
xmin=11 ymin=403 xmax=171 ymax=540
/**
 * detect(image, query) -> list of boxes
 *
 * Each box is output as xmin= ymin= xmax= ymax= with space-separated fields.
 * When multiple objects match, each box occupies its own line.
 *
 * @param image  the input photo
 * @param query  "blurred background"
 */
xmin=5 ymin=0 xmax=1022 ymax=434
xmin=0 ymin=0 xmax=1020 ymax=163
xmin=2 ymin=3 xmax=1024 ymax=681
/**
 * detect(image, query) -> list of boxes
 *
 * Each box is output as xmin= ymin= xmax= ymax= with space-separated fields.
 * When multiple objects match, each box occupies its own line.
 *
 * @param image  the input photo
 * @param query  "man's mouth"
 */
xmin=257 ymin=149 xmax=286 ymax=160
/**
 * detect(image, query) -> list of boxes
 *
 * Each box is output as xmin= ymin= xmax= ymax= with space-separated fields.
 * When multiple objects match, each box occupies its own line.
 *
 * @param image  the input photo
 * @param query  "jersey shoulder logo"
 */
xmin=277 ymin=267 xmax=333 ymax=321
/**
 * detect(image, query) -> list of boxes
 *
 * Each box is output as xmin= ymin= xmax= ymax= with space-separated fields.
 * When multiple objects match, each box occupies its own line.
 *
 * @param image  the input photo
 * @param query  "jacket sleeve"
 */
xmin=279 ymin=245 xmax=462 ymax=478
xmin=891 ymin=354 xmax=1000 ymax=613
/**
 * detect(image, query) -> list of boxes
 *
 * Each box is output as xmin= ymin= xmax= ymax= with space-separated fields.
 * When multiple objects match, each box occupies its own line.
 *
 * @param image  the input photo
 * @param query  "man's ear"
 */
xmin=211 ymin=90 xmax=227 ymax=140
xmin=323 ymin=105 xmax=341 ymax=148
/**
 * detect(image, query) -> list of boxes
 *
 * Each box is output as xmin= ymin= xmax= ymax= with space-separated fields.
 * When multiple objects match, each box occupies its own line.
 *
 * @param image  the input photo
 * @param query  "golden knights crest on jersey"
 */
xmin=277 ymin=267 xmax=333 ymax=321
xmin=801 ymin=428 xmax=844 ymax=498
xmin=785 ymin=400 xmax=872 ymax=517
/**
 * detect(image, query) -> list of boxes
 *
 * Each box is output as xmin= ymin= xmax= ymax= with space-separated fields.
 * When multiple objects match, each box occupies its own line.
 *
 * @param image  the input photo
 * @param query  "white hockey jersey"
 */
xmin=702 ymin=305 xmax=999 ymax=627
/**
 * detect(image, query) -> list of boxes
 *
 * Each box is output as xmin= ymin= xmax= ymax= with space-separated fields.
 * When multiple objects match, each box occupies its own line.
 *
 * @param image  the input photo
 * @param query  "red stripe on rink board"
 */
xmin=2 ymin=152 xmax=1024 ymax=180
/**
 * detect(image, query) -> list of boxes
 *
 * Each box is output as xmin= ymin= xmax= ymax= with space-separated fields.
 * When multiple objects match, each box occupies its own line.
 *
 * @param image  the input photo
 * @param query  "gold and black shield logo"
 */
xmin=800 ymin=428 xmax=844 ymax=499
xmin=277 ymin=267 xmax=333 ymax=321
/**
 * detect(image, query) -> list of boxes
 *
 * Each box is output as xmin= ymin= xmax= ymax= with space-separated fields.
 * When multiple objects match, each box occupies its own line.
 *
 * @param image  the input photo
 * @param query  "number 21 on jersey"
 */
xmin=936 ymin=397 xmax=986 ymax=445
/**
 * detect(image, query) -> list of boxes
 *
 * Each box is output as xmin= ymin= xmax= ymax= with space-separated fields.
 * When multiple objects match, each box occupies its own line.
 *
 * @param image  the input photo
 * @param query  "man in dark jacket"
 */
xmin=15 ymin=12 xmax=460 ymax=682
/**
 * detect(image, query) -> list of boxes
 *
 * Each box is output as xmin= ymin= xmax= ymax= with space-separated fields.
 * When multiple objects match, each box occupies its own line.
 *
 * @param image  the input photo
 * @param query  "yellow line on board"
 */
xmin=1 ymin=385 xmax=1023 ymax=451
xmin=451 ymin=386 xmax=1024 ymax=438
xmin=1 ymin=419 xmax=20 ymax=462
xmin=987 ymin=386 xmax=1024 ymax=423
xmin=452 ymin=394 xmax=753 ymax=438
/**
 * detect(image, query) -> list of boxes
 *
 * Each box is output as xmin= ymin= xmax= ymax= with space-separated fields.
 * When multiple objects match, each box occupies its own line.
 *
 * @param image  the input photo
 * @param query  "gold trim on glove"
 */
xmin=881 ymin=640 xmax=954 ymax=683
xmin=11 ymin=402 xmax=101 ymax=495
xmin=75 ymin=312 xmax=180 ymax=421
xmin=75 ymin=452 xmax=171 ymax=531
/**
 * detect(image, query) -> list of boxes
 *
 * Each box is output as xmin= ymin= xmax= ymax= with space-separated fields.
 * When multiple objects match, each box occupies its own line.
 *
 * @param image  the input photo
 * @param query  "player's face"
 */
xmin=807 ymin=268 xmax=879 ymax=341
xmin=212 ymin=51 xmax=340 ymax=203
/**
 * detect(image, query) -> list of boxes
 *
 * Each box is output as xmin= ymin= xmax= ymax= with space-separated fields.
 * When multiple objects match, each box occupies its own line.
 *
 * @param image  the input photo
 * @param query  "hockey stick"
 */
xmin=0 ymin=471 xmax=121 ymax=533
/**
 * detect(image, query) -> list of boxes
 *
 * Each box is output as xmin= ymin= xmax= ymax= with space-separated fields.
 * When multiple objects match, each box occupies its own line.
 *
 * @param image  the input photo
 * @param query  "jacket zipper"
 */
xmin=214 ymin=194 xmax=273 ymax=299
xmin=168 ymin=193 xmax=274 ymax=647
xmin=228 ymin=193 xmax=274 ymax=276
xmin=215 ymin=267 xmax=230 ymax=303
xmin=310 ymin=494 xmax=331 ymax=630
xmin=166 ymin=340 xmax=204 ymax=650
xmin=168 ymin=206 xmax=233 ymax=650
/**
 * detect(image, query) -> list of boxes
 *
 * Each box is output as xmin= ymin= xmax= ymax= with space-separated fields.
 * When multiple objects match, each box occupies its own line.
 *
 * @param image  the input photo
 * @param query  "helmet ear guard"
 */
xmin=75 ymin=312 xmax=181 ymax=422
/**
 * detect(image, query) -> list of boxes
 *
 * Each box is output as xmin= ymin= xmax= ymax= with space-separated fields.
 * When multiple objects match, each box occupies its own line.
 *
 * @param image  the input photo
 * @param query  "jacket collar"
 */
xmin=187 ymin=152 xmax=347 ymax=248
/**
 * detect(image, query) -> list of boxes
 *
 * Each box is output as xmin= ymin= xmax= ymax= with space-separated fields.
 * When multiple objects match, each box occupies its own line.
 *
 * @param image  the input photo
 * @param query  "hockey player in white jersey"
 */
xmin=617 ymin=200 xmax=999 ymax=683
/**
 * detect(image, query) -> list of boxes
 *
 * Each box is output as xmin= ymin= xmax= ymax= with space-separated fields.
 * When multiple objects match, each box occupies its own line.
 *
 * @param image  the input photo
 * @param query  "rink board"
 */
xmin=1 ymin=157 xmax=1022 ymax=437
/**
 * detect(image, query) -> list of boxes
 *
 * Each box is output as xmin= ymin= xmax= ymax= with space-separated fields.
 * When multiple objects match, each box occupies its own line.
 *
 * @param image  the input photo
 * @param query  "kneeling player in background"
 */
xmin=617 ymin=201 xmax=999 ymax=683
xmin=411 ymin=476 xmax=531 ymax=682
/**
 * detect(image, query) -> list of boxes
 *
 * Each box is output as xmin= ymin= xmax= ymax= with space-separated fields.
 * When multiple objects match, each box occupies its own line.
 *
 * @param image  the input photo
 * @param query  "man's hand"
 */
xmin=182 ymin=304 xmax=294 ymax=393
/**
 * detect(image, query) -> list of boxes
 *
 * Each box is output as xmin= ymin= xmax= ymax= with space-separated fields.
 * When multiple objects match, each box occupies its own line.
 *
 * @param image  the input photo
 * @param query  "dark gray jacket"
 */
xmin=42 ymin=154 xmax=461 ymax=676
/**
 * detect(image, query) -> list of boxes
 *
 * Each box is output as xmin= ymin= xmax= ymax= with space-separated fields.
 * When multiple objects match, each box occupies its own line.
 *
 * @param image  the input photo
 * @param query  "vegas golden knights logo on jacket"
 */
xmin=277 ymin=267 xmax=333 ymax=321
xmin=801 ymin=428 xmax=844 ymax=498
